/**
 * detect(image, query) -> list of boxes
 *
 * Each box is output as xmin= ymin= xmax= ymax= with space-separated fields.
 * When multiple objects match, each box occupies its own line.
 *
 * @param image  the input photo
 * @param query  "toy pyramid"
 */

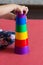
xmin=15 ymin=14 xmax=29 ymax=54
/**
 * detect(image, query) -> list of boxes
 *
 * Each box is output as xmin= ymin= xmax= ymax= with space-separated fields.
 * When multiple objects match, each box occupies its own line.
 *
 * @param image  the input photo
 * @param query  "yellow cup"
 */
xmin=15 ymin=31 xmax=28 ymax=40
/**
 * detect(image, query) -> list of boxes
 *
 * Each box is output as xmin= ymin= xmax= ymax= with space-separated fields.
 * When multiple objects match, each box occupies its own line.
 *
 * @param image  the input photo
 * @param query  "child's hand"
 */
xmin=14 ymin=5 xmax=29 ymax=14
xmin=0 ymin=4 xmax=28 ymax=16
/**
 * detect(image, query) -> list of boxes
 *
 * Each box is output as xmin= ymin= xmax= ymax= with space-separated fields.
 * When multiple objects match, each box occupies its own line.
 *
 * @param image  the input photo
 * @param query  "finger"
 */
xmin=25 ymin=7 xmax=29 ymax=14
xmin=23 ymin=7 xmax=29 ymax=14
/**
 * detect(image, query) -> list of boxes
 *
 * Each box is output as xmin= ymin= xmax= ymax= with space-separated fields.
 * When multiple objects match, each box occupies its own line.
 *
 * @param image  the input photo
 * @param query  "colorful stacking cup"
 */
xmin=15 ymin=46 xmax=29 ymax=54
xmin=16 ymin=14 xmax=26 ymax=25
xmin=16 ymin=24 xmax=27 ymax=32
xmin=15 ymin=39 xmax=28 ymax=47
xmin=15 ymin=32 xmax=28 ymax=40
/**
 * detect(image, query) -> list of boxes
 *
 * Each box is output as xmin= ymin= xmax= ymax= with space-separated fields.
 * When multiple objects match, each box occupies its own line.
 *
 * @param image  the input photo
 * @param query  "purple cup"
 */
xmin=15 ymin=46 xmax=29 ymax=54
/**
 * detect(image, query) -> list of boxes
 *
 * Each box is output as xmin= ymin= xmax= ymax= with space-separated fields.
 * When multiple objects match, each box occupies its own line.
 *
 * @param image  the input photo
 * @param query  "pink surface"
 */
xmin=0 ymin=19 xmax=43 ymax=65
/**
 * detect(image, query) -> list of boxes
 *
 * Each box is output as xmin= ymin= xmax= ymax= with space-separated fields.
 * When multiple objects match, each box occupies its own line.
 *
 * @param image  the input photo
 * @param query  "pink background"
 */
xmin=0 ymin=19 xmax=43 ymax=65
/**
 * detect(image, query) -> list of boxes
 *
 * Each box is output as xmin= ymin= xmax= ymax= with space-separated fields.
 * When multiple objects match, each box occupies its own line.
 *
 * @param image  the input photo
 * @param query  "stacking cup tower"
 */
xmin=15 ymin=14 xmax=29 ymax=54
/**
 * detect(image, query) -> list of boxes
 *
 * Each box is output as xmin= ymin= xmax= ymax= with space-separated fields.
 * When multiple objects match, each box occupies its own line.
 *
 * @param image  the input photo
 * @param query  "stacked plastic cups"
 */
xmin=15 ymin=14 xmax=29 ymax=54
